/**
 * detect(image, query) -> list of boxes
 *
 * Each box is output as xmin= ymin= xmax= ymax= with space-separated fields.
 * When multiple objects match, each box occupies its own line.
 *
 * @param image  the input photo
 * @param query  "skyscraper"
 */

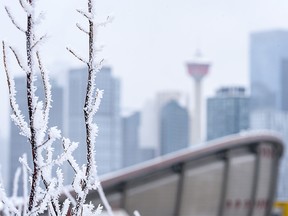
xmin=68 ymin=67 xmax=122 ymax=175
xmin=139 ymin=92 xmax=189 ymax=156
xmin=250 ymin=30 xmax=288 ymax=112
xmin=9 ymin=76 xmax=64 ymax=194
xmin=160 ymin=100 xmax=189 ymax=155
xmin=206 ymin=87 xmax=249 ymax=141
xmin=250 ymin=30 xmax=288 ymax=199
xmin=122 ymin=111 xmax=158 ymax=168
xmin=250 ymin=110 xmax=288 ymax=200
xmin=122 ymin=112 xmax=141 ymax=167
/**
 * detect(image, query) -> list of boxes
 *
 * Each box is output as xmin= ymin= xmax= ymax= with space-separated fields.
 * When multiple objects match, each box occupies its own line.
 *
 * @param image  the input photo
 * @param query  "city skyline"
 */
xmin=2 ymin=0 xmax=288 ymax=138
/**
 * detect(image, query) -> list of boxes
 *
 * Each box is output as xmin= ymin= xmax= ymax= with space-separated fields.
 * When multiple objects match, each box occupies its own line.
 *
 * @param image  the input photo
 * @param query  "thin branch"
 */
xmin=19 ymin=0 xmax=33 ymax=15
xmin=9 ymin=46 xmax=29 ymax=73
xmin=5 ymin=6 xmax=26 ymax=33
xmin=36 ymin=51 xmax=52 ymax=127
xmin=76 ymin=9 xmax=93 ymax=20
xmin=76 ymin=23 xmax=89 ymax=35
xmin=97 ymin=16 xmax=114 ymax=27
xmin=2 ymin=41 xmax=31 ymax=139
xmin=32 ymin=34 xmax=48 ymax=50
xmin=66 ymin=47 xmax=89 ymax=65
xmin=34 ymin=12 xmax=45 ymax=25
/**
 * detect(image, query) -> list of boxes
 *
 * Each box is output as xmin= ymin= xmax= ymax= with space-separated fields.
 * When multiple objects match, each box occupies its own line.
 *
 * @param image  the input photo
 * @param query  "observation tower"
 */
xmin=186 ymin=51 xmax=210 ymax=145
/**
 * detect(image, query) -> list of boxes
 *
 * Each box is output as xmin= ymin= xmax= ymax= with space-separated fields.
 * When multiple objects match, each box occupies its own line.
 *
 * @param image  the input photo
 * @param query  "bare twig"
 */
xmin=19 ymin=0 xmax=32 ymax=14
xmin=66 ymin=47 xmax=89 ymax=65
xmin=2 ymin=41 xmax=31 ymax=139
xmin=76 ymin=23 xmax=89 ymax=35
xmin=36 ymin=51 xmax=52 ymax=126
xmin=76 ymin=9 xmax=93 ymax=20
xmin=5 ymin=6 xmax=26 ymax=33
xmin=32 ymin=34 xmax=48 ymax=50
xmin=97 ymin=16 xmax=114 ymax=27
xmin=9 ymin=45 xmax=29 ymax=73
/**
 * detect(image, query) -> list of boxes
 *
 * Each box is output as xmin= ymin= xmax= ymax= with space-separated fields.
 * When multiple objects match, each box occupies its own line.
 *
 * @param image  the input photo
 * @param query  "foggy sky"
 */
xmin=1 ymin=0 xmax=288 ymax=138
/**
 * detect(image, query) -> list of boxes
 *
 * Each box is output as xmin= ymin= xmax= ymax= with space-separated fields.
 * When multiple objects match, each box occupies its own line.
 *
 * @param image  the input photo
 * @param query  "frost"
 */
xmin=49 ymin=127 xmax=61 ymax=140
xmin=82 ymin=203 xmax=103 ymax=216
xmin=1 ymin=0 xmax=117 ymax=215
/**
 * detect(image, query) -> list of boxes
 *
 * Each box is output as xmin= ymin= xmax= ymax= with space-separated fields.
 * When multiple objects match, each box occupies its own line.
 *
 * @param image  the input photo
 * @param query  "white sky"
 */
xmin=1 ymin=0 xmax=288 ymax=138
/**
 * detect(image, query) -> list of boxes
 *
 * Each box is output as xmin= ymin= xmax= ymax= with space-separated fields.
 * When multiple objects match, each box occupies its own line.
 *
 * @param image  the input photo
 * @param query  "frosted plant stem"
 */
xmin=26 ymin=0 xmax=39 ymax=212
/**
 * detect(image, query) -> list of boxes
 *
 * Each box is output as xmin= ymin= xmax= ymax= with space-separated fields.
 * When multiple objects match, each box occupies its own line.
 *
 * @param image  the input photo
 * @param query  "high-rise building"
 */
xmin=122 ymin=112 xmax=141 ymax=167
xmin=139 ymin=92 xmax=188 ymax=156
xmin=250 ymin=110 xmax=288 ymax=200
xmin=250 ymin=30 xmax=288 ymax=199
xmin=122 ymin=112 xmax=155 ymax=167
xmin=9 ymin=76 xmax=64 ymax=194
xmin=206 ymin=87 xmax=250 ymax=141
xmin=68 ymin=67 xmax=122 ymax=175
xmin=160 ymin=100 xmax=189 ymax=155
xmin=250 ymin=30 xmax=288 ymax=112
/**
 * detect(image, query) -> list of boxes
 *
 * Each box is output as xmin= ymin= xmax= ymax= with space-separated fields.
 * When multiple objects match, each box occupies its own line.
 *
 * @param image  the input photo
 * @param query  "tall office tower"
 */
xmin=250 ymin=110 xmax=288 ymax=200
xmin=9 ymin=76 xmax=64 ymax=194
xmin=68 ymin=67 xmax=122 ymax=175
xmin=250 ymin=30 xmax=288 ymax=200
xmin=206 ymin=87 xmax=250 ymax=141
xmin=160 ymin=100 xmax=189 ymax=155
xmin=139 ymin=92 xmax=188 ymax=156
xmin=250 ymin=30 xmax=288 ymax=112
xmin=122 ymin=112 xmax=156 ymax=168
xmin=122 ymin=112 xmax=141 ymax=167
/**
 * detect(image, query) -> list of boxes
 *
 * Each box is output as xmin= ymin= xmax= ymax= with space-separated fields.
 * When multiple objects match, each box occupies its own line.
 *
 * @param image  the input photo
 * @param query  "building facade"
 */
xmin=139 ymin=92 xmax=189 ymax=156
xmin=160 ymin=100 xmax=189 ymax=155
xmin=122 ymin=112 xmax=155 ymax=168
xmin=68 ymin=67 xmax=122 ymax=176
xmin=250 ymin=30 xmax=288 ymax=199
xmin=250 ymin=110 xmax=288 ymax=200
xmin=206 ymin=87 xmax=250 ymax=141
xmin=250 ymin=30 xmax=288 ymax=112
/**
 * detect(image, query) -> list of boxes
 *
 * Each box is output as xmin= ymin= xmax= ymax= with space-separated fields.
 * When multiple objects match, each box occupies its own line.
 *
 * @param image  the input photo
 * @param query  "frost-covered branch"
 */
xmin=2 ymin=0 xmax=117 ymax=215
xmin=2 ymin=1 xmax=81 ymax=215
xmin=5 ymin=6 xmax=26 ymax=33
xmin=96 ymin=16 xmax=114 ymax=27
xmin=76 ymin=23 xmax=89 ymax=35
xmin=76 ymin=9 xmax=93 ymax=20
xmin=36 ymin=51 xmax=52 ymax=130
xmin=19 ymin=0 xmax=33 ymax=15
xmin=9 ymin=45 xmax=29 ymax=73
xmin=2 ymin=41 xmax=31 ymax=139
xmin=31 ymin=34 xmax=48 ymax=50
xmin=70 ymin=1 xmax=114 ymax=215
xmin=66 ymin=47 xmax=89 ymax=65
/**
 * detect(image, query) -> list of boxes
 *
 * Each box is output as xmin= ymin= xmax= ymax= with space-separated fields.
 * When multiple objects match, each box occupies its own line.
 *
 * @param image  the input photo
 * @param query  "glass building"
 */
xmin=68 ymin=67 xmax=122 ymax=176
xmin=206 ymin=87 xmax=250 ymax=141
xmin=160 ymin=100 xmax=189 ymax=155
xmin=250 ymin=30 xmax=288 ymax=112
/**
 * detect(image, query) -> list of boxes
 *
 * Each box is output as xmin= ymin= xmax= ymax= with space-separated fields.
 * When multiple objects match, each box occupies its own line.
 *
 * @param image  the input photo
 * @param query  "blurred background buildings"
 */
xmin=3 ymin=29 xmax=288 ymax=202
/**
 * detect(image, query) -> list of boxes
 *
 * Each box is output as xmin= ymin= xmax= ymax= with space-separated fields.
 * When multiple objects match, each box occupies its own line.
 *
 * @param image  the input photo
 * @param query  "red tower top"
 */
xmin=186 ymin=51 xmax=210 ymax=82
